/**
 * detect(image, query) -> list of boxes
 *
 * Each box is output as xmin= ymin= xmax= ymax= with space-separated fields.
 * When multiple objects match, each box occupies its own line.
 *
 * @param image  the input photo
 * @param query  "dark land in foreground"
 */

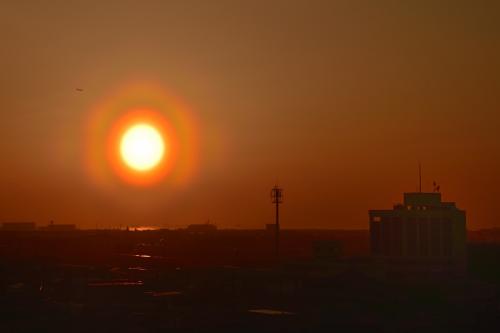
xmin=1 ymin=228 xmax=500 ymax=332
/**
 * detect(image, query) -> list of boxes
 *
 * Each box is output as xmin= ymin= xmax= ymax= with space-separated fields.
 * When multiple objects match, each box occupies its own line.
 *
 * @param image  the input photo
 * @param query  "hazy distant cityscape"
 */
xmin=2 ymin=0 xmax=500 ymax=331
xmin=2 ymin=189 xmax=500 ymax=331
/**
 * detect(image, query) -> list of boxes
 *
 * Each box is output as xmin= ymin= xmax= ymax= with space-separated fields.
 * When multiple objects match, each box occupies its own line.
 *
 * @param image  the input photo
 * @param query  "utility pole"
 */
xmin=271 ymin=185 xmax=283 ymax=258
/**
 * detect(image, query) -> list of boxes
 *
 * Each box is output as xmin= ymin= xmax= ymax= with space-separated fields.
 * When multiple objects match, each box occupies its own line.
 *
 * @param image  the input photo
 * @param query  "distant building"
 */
xmin=186 ymin=224 xmax=217 ymax=233
xmin=1 ymin=222 xmax=36 ymax=231
xmin=265 ymin=224 xmax=277 ymax=232
xmin=313 ymin=240 xmax=342 ymax=261
xmin=40 ymin=223 xmax=77 ymax=231
xmin=369 ymin=192 xmax=466 ymax=263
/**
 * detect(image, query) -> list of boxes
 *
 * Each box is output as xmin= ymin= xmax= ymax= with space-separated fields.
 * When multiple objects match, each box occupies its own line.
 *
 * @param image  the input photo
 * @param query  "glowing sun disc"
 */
xmin=120 ymin=124 xmax=166 ymax=172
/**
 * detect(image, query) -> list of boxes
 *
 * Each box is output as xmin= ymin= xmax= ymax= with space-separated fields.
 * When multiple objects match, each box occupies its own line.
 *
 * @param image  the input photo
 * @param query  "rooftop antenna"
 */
xmin=270 ymin=184 xmax=283 ymax=258
xmin=419 ymin=163 xmax=422 ymax=193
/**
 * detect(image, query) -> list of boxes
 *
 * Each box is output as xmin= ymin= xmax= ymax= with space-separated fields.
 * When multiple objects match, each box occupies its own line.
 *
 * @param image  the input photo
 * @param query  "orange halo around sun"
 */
xmin=85 ymin=82 xmax=199 ymax=189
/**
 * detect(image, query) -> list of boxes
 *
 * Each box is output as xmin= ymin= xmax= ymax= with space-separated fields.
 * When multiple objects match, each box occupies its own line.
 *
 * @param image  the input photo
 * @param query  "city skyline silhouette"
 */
xmin=1 ymin=2 xmax=500 ymax=332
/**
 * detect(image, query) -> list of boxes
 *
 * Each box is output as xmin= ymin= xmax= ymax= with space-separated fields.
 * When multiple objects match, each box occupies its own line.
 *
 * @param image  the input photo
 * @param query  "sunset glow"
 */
xmin=120 ymin=124 xmax=166 ymax=172
xmin=3 ymin=2 xmax=500 ymax=331
xmin=106 ymin=108 xmax=177 ymax=187
xmin=85 ymin=82 xmax=199 ymax=188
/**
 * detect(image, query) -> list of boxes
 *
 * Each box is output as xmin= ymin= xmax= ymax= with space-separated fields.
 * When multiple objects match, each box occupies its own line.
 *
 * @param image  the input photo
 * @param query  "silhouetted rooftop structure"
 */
xmin=369 ymin=192 xmax=466 ymax=264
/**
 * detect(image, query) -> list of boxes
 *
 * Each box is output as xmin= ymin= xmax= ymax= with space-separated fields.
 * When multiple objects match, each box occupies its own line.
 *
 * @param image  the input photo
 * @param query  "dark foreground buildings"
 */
xmin=2 ymin=224 xmax=500 ymax=331
xmin=369 ymin=192 xmax=466 ymax=264
xmin=1 ymin=222 xmax=36 ymax=231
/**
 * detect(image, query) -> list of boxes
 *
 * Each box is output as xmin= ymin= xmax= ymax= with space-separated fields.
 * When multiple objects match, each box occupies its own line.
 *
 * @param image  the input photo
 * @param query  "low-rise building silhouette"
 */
xmin=186 ymin=223 xmax=217 ymax=233
xmin=40 ymin=223 xmax=77 ymax=231
xmin=369 ymin=192 xmax=466 ymax=263
xmin=265 ymin=223 xmax=277 ymax=232
xmin=1 ymin=222 xmax=36 ymax=231
xmin=313 ymin=240 xmax=342 ymax=261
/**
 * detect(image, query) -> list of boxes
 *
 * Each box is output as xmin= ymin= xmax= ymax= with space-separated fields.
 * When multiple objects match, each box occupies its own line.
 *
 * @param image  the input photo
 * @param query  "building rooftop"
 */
xmin=403 ymin=192 xmax=442 ymax=206
xmin=370 ymin=192 xmax=464 ymax=214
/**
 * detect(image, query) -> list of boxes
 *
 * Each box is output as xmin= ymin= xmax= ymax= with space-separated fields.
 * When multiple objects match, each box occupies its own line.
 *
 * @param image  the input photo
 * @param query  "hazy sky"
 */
xmin=1 ymin=0 xmax=499 ymax=229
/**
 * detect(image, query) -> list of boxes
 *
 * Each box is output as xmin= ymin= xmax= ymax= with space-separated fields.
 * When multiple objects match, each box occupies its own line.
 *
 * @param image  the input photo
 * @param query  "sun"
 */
xmin=120 ymin=123 xmax=166 ymax=172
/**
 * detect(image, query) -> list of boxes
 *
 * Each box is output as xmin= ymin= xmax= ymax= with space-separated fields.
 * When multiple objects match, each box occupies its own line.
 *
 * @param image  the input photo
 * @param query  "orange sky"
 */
xmin=0 ymin=1 xmax=499 ymax=229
